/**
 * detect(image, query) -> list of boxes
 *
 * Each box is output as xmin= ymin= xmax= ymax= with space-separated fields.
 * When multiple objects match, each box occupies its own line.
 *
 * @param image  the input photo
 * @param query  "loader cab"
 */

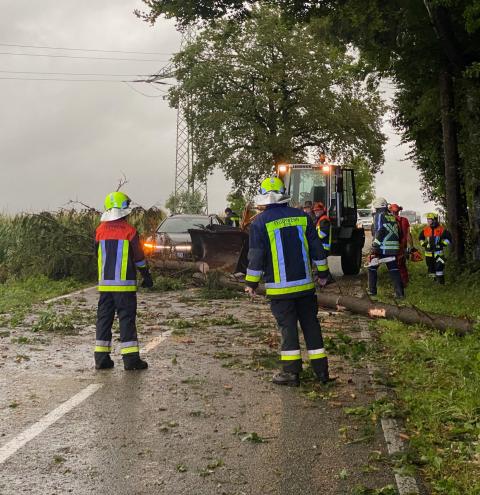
xmin=277 ymin=162 xmax=364 ymax=275
xmin=277 ymin=163 xmax=358 ymax=228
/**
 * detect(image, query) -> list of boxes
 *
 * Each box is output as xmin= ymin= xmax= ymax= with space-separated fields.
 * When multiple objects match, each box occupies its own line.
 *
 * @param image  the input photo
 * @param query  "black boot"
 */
xmin=313 ymin=357 xmax=333 ymax=384
xmin=436 ymin=275 xmax=445 ymax=285
xmin=123 ymin=353 xmax=148 ymax=370
xmin=94 ymin=352 xmax=114 ymax=370
xmin=272 ymin=371 xmax=300 ymax=387
xmin=389 ymin=270 xmax=404 ymax=298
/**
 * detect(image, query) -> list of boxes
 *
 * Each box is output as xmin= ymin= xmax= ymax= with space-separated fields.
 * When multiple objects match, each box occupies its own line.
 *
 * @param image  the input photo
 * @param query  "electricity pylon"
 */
xmin=173 ymin=26 xmax=208 ymax=214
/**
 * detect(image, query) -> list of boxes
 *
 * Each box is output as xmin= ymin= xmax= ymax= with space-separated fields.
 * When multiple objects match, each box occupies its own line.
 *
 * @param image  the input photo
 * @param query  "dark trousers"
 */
xmin=368 ymin=256 xmax=404 ymax=297
xmin=270 ymin=294 xmax=328 ymax=378
xmin=426 ymin=255 xmax=445 ymax=283
xmin=95 ymin=292 xmax=139 ymax=355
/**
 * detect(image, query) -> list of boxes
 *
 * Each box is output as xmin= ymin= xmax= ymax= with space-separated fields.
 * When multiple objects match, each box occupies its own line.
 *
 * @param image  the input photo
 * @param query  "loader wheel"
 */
xmin=341 ymin=242 xmax=362 ymax=275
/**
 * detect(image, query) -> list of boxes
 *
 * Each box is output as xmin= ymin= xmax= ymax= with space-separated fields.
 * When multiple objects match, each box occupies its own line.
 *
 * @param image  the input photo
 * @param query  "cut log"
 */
xmin=194 ymin=273 xmax=474 ymax=336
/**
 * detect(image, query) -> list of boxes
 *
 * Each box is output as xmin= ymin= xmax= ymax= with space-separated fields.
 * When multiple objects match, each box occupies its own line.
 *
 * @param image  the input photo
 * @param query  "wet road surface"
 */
xmin=0 ymin=253 xmax=423 ymax=494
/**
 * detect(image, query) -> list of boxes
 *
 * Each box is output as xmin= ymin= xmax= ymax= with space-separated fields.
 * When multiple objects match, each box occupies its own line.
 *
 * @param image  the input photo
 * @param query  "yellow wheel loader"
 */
xmin=188 ymin=162 xmax=365 ymax=275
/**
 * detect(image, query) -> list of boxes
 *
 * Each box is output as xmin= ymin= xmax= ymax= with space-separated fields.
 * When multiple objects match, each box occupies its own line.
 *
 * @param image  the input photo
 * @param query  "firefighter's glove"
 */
xmin=317 ymin=276 xmax=328 ymax=288
xmin=244 ymin=286 xmax=256 ymax=299
xmin=315 ymin=272 xmax=329 ymax=288
xmin=141 ymin=271 xmax=154 ymax=289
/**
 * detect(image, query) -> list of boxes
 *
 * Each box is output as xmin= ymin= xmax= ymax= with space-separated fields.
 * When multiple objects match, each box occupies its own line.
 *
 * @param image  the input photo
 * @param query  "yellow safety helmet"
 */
xmin=104 ymin=191 xmax=131 ymax=210
xmin=426 ymin=212 xmax=438 ymax=220
xmin=259 ymin=177 xmax=286 ymax=194
xmin=101 ymin=191 xmax=132 ymax=222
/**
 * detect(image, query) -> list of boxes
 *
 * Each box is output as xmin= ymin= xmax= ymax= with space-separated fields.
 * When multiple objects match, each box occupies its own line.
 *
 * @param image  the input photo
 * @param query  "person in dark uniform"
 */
xmin=94 ymin=191 xmax=153 ymax=370
xmin=224 ymin=207 xmax=240 ymax=227
xmin=245 ymin=177 xmax=332 ymax=387
xmin=368 ymin=197 xmax=404 ymax=299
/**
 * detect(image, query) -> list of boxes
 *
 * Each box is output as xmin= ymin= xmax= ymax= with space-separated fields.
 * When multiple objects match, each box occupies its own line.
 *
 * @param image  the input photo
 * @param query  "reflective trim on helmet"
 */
xmin=260 ymin=177 xmax=285 ymax=194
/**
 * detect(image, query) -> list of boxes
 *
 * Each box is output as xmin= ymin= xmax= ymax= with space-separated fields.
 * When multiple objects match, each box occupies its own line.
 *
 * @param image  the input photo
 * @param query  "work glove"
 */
xmin=141 ymin=271 xmax=154 ymax=289
xmin=314 ymin=271 xmax=329 ymax=288
xmin=370 ymin=246 xmax=380 ymax=256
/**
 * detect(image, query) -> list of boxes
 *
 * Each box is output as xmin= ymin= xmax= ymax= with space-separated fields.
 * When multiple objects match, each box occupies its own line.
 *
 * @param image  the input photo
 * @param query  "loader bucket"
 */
xmin=189 ymin=226 xmax=249 ymax=273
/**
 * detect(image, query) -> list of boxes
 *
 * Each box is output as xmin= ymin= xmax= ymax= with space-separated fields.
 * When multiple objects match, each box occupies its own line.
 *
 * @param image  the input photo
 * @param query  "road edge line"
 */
xmin=0 ymin=383 xmax=102 ymax=465
xmin=359 ymin=324 xmax=420 ymax=494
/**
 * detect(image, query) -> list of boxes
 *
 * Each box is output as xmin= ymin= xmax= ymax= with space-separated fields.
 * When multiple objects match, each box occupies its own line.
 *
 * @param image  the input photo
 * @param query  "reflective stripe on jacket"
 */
xmin=419 ymin=225 xmax=451 ymax=256
xmin=95 ymin=219 xmax=147 ymax=292
xmin=372 ymin=209 xmax=400 ymax=255
xmin=225 ymin=212 xmax=240 ymax=227
xmin=316 ymin=214 xmax=332 ymax=252
xmin=245 ymin=204 xmax=328 ymax=299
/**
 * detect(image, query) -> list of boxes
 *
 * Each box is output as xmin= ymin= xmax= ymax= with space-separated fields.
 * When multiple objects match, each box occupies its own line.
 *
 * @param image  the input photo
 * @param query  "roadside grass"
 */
xmin=377 ymin=319 xmax=480 ymax=494
xmin=373 ymin=260 xmax=480 ymax=321
xmin=0 ymin=275 xmax=85 ymax=318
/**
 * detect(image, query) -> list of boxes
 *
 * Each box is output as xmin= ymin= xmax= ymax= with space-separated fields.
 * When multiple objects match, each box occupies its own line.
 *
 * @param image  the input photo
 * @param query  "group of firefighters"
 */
xmin=93 ymin=177 xmax=451 ymax=388
xmin=298 ymin=196 xmax=451 ymax=299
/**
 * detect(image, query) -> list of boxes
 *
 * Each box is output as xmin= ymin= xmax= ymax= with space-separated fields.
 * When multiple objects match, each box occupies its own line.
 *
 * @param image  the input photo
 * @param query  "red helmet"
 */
xmin=389 ymin=203 xmax=403 ymax=213
xmin=313 ymin=201 xmax=326 ymax=212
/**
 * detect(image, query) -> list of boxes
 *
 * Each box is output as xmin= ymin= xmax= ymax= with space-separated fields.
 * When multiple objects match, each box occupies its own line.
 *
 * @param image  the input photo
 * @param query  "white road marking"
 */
xmin=142 ymin=331 xmax=172 ymax=354
xmin=44 ymin=286 xmax=97 ymax=304
xmin=0 ymin=384 xmax=102 ymax=465
xmin=360 ymin=326 xmax=420 ymax=494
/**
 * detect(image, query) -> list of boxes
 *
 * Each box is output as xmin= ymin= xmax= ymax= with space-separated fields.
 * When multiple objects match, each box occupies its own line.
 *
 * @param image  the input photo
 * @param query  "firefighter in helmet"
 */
xmin=244 ymin=177 xmax=332 ymax=387
xmin=224 ymin=207 xmax=240 ymax=227
xmin=94 ymin=192 xmax=153 ymax=370
xmin=419 ymin=212 xmax=452 ymax=284
xmin=368 ymin=197 xmax=404 ymax=298
xmin=313 ymin=201 xmax=334 ymax=284
xmin=388 ymin=203 xmax=413 ymax=287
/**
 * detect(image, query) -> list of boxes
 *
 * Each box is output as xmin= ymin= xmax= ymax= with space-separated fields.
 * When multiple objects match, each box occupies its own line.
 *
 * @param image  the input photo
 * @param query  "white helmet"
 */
xmin=373 ymin=197 xmax=388 ymax=209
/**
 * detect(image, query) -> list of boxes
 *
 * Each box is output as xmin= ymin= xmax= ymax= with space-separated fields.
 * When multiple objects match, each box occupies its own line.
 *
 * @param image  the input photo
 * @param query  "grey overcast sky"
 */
xmin=1 ymin=0 xmax=435 ymax=217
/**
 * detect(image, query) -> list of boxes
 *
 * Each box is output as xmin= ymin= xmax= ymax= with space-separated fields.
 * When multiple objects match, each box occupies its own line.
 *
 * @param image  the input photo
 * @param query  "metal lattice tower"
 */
xmin=173 ymin=26 xmax=208 ymax=214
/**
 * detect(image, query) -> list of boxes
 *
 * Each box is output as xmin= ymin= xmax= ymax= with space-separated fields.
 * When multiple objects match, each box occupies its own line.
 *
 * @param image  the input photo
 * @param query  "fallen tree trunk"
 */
xmin=194 ymin=273 xmax=474 ymax=336
xmin=149 ymin=258 xmax=205 ymax=272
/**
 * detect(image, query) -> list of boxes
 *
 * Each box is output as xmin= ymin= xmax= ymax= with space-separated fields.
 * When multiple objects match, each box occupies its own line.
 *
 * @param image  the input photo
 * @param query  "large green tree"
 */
xmin=165 ymin=190 xmax=205 ymax=214
xmin=168 ymin=6 xmax=385 ymax=192
xmin=138 ymin=0 xmax=480 ymax=261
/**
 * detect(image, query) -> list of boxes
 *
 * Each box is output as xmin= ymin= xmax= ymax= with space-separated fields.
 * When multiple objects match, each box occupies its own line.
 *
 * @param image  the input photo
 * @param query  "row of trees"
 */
xmin=138 ymin=0 xmax=480 ymax=263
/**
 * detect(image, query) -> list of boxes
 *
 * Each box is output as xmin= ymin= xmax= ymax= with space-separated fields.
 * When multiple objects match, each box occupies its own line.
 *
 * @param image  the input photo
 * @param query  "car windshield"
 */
xmin=158 ymin=217 xmax=210 ymax=234
xmin=358 ymin=209 xmax=372 ymax=218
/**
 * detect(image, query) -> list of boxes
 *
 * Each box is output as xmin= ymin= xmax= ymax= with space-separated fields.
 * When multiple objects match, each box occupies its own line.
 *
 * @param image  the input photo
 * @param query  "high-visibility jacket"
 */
xmin=225 ymin=211 xmax=240 ymax=227
xmin=315 ymin=214 xmax=332 ymax=253
xmin=419 ymin=224 xmax=452 ymax=257
xmin=95 ymin=219 xmax=147 ymax=292
xmin=372 ymin=208 xmax=400 ymax=255
xmin=245 ymin=204 xmax=329 ymax=299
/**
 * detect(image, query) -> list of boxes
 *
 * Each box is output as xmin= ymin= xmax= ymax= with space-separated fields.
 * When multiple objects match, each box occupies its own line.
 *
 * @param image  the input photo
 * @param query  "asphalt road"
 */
xmin=0 ymin=245 xmax=425 ymax=495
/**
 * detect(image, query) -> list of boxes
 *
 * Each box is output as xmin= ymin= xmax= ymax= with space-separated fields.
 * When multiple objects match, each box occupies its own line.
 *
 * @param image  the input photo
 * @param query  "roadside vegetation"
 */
xmin=372 ymin=231 xmax=480 ymax=322
xmin=0 ymin=207 xmax=165 ymax=319
xmin=370 ymin=228 xmax=480 ymax=494
xmin=377 ymin=319 xmax=480 ymax=494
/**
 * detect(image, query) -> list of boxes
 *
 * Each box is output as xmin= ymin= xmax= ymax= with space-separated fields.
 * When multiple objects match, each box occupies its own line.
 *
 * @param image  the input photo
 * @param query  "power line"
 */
xmin=123 ymin=81 xmax=167 ymax=97
xmin=0 ymin=76 xmax=138 ymax=82
xmin=0 ymin=42 xmax=173 ymax=56
xmin=0 ymin=70 xmax=155 ymax=77
xmin=0 ymin=51 xmax=169 ymax=62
